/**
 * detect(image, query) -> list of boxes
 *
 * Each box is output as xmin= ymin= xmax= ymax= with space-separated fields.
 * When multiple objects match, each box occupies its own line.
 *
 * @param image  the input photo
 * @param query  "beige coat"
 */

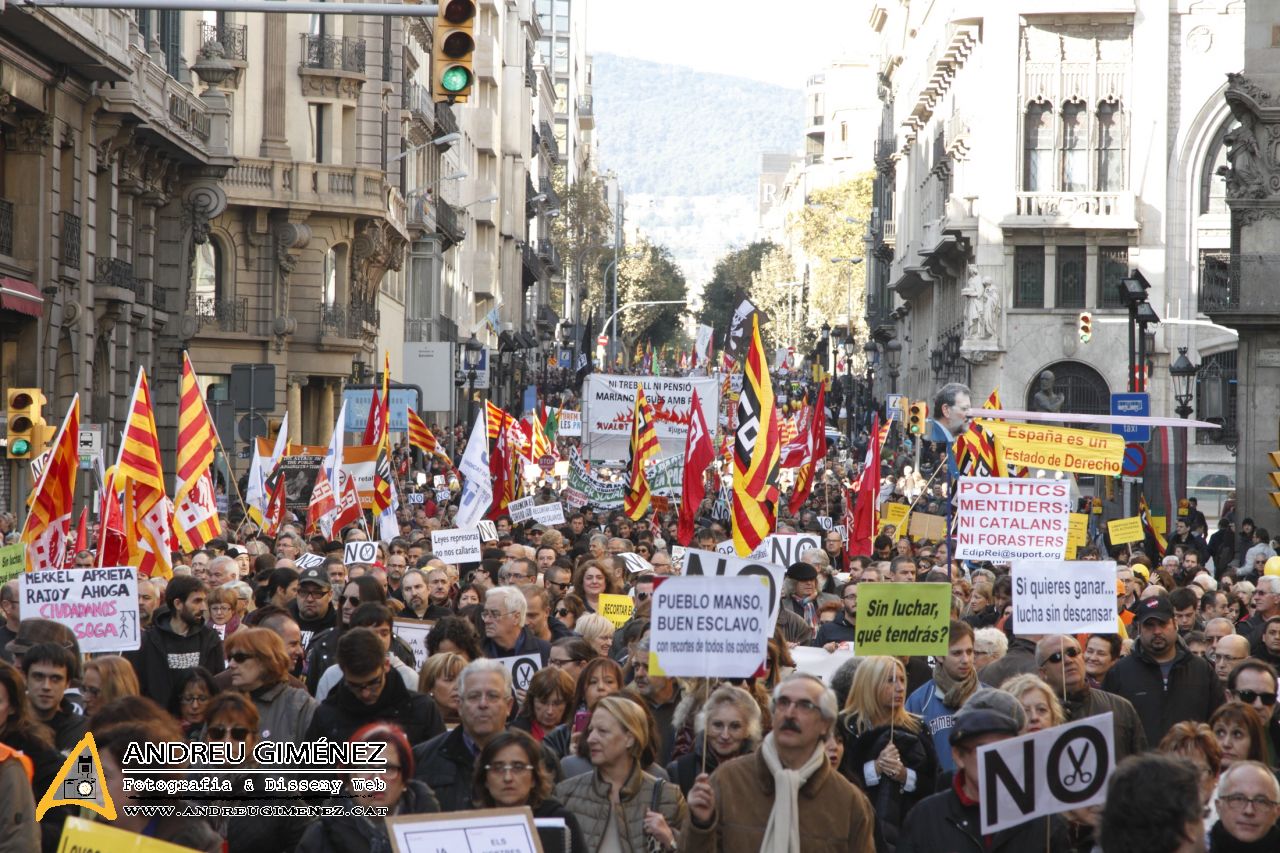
xmin=554 ymin=763 xmax=687 ymax=853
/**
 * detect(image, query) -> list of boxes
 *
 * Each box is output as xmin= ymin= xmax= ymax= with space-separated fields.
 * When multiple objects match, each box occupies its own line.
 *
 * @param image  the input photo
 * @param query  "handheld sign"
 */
xmin=530 ymin=502 xmax=566 ymax=526
xmin=295 ymin=553 xmax=325 ymax=571
xmin=1066 ymin=513 xmax=1089 ymax=555
xmin=344 ymin=541 xmax=379 ymax=566
xmin=714 ymin=533 xmax=821 ymax=566
xmin=387 ymin=806 xmax=541 ymax=853
xmin=477 ymin=520 xmax=499 ymax=542
xmin=648 ymin=575 xmax=769 ymax=678
xmin=0 ymin=542 xmax=24 ymax=585
xmin=393 ymin=619 xmax=434 ymax=671
xmin=1107 ymin=516 xmax=1144 ymax=545
xmin=1012 ymin=561 xmax=1118 ymax=634
xmin=617 ymin=552 xmax=652 ymax=575
xmin=853 ymin=583 xmax=950 ymax=656
xmin=953 ymin=477 xmax=1071 ymax=561
xmin=597 ymin=593 xmax=634 ymax=629
xmin=978 ymin=713 xmax=1114 ymax=834
xmin=431 ymin=528 xmax=482 ymax=564
xmin=508 ymin=496 xmax=536 ymax=523
xmin=683 ymin=547 xmax=787 ymax=633
xmin=494 ymin=654 xmax=542 ymax=693
xmin=20 ymin=567 xmax=139 ymax=653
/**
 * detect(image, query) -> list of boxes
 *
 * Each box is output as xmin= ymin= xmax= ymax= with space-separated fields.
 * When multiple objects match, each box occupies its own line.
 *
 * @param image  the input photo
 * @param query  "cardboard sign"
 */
xmin=406 ymin=492 xmax=425 ymax=505
xmin=0 ymin=542 xmax=24 ymax=585
xmin=435 ymin=488 xmax=451 ymax=504
xmin=295 ymin=553 xmax=325 ymax=571
xmin=879 ymin=502 xmax=910 ymax=540
xmin=817 ymin=516 xmax=833 ymax=531
xmin=493 ymin=653 xmax=542 ymax=693
xmin=1012 ymin=561 xmax=1118 ymax=634
xmin=20 ymin=567 xmax=139 ymax=653
xmin=431 ymin=528 xmax=482 ymax=564
xmin=508 ymin=496 xmax=536 ymax=523
xmin=853 ymin=583 xmax=950 ymax=656
xmin=58 ymin=816 xmax=194 ymax=853
xmin=977 ymin=420 xmax=1125 ymax=476
xmin=558 ymin=409 xmax=582 ymax=436
xmin=617 ymin=553 xmax=652 ymax=575
xmin=1107 ymin=516 xmax=1144 ymax=544
xmin=344 ymin=541 xmax=379 ymax=566
xmin=953 ymin=477 xmax=1072 ymax=562
xmin=598 ymin=593 xmax=635 ymax=628
xmin=1066 ymin=514 xmax=1089 ymax=554
xmin=530 ymin=502 xmax=566 ymax=526
xmin=791 ymin=645 xmax=855 ymax=683
xmin=684 ymin=547 xmax=787 ymax=633
xmin=393 ymin=618 xmax=434 ymax=671
xmin=477 ymin=520 xmax=498 ymax=542
xmin=387 ymin=806 xmax=542 ymax=853
xmin=978 ymin=713 xmax=1114 ymax=834
xmin=648 ymin=575 xmax=770 ymax=678
xmin=907 ymin=512 xmax=947 ymax=542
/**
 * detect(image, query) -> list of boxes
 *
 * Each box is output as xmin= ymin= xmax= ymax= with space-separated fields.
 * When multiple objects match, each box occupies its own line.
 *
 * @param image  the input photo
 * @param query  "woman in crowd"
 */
xmin=562 ymin=692 xmax=667 ymax=780
xmin=572 ymin=561 xmax=619 ymax=615
xmin=456 ymin=582 xmax=483 ymax=611
xmin=513 ymin=666 xmax=575 ymax=742
xmin=298 ymin=722 xmax=439 ymax=853
xmin=1083 ymin=634 xmax=1122 ymax=688
xmin=964 ymin=581 xmax=994 ymax=625
xmin=418 ymin=651 xmax=466 ymax=729
xmin=555 ymin=594 xmax=586 ymax=632
xmin=554 ymin=695 xmax=687 ymax=853
xmin=575 ymin=613 xmax=616 ymax=659
xmin=973 ymin=627 xmax=1008 ymax=670
xmin=0 ymin=662 xmax=62 ymax=836
xmin=1211 ymin=703 xmax=1270 ymax=768
xmin=1160 ymin=721 xmax=1224 ymax=816
xmin=81 ymin=655 xmax=140 ymax=719
xmin=544 ymin=657 xmax=624 ymax=759
xmin=666 ymin=684 xmax=762 ymax=796
xmin=167 ymin=667 xmax=219 ymax=738
xmin=548 ymin=637 xmax=598 ymax=685
xmin=425 ymin=615 xmax=484 ymax=661
xmin=208 ymin=586 xmax=241 ymax=638
xmin=224 ymin=628 xmax=318 ymax=743
xmin=837 ymin=655 xmax=936 ymax=849
xmin=1002 ymin=674 xmax=1066 ymax=733
xmin=473 ymin=730 xmax=586 ymax=853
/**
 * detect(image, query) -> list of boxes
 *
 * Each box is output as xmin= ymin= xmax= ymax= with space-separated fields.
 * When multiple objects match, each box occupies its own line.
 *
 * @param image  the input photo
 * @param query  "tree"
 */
xmin=748 ymin=245 xmax=797 ymax=354
xmin=698 ymin=240 xmax=775 ymax=339
xmin=550 ymin=160 xmax=614 ymax=324
xmin=792 ymin=173 xmax=874 ymax=343
xmin=617 ymin=238 xmax=687 ymax=364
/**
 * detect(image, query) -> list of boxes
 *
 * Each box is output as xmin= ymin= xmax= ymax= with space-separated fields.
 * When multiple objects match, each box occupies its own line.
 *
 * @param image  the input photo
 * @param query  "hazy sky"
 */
xmin=588 ymin=0 xmax=870 ymax=89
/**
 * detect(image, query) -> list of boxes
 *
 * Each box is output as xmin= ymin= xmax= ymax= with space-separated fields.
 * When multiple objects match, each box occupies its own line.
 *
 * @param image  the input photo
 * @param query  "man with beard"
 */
xmin=424 ymin=567 xmax=455 ymax=614
xmin=1036 ymin=634 xmax=1146 ymax=761
xmin=1102 ymin=594 xmax=1221 ymax=745
xmin=287 ymin=567 xmax=337 ymax=649
xmin=905 ymin=620 xmax=978 ymax=773
xmin=400 ymin=569 xmax=450 ymax=620
xmin=127 ymin=575 xmax=224 ymax=703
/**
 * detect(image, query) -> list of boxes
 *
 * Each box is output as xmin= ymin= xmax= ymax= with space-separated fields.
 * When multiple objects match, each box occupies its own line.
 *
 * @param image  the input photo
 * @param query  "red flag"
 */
xmin=849 ymin=413 xmax=881 ymax=556
xmin=333 ymin=471 xmax=365 ymax=535
xmin=362 ymin=389 xmax=383 ymax=447
xmin=263 ymin=470 xmax=287 ymax=537
xmin=789 ymin=383 xmax=827 ymax=514
xmin=97 ymin=468 xmax=127 ymax=568
xmin=489 ymin=424 xmax=513 ymax=517
xmin=678 ymin=389 xmax=714 ymax=546
xmin=63 ymin=507 xmax=88 ymax=568
xmin=22 ymin=396 xmax=80 ymax=572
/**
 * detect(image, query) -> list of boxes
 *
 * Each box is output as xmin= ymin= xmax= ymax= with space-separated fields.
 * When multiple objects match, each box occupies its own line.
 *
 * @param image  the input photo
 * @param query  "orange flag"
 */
xmin=21 ymin=395 xmax=79 ymax=571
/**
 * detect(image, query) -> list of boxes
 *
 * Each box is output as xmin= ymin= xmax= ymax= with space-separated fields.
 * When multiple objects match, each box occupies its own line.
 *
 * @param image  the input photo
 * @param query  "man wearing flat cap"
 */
xmin=782 ymin=562 xmax=821 ymax=632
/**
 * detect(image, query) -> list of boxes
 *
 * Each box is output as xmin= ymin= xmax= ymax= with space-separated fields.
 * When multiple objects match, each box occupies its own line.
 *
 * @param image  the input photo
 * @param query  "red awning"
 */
xmin=0 ymin=277 xmax=43 ymax=317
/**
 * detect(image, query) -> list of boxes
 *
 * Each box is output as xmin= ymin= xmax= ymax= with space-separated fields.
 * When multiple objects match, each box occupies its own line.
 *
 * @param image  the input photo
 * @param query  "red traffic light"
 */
xmin=442 ymin=0 xmax=476 ymax=24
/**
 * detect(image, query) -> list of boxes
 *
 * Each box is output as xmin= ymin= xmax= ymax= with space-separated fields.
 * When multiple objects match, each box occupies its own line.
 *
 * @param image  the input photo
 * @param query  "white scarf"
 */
xmin=759 ymin=731 xmax=827 ymax=853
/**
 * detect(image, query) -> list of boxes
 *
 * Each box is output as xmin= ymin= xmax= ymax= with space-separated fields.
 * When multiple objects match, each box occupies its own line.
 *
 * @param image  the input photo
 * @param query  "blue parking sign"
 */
xmin=1111 ymin=393 xmax=1150 ymax=443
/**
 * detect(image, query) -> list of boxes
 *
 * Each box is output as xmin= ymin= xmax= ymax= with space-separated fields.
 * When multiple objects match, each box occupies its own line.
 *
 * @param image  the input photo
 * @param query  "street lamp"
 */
xmin=1169 ymin=346 xmax=1198 ymax=420
xmin=463 ymin=333 xmax=484 ymax=430
xmin=885 ymin=338 xmax=902 ymax=394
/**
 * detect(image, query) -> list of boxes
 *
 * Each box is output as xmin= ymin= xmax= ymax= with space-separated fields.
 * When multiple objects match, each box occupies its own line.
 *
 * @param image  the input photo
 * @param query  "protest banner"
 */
xmin=387 ymin=807 xmax=541 ymax=853
xmin=714 ymin=533 xmax=822 ymax=566
xmin=406 ymin=492 xmax=425 ymax=505
xmin=581 ymin=374 xmax=719 ymax=460
xmin=59 ymin=816 xmax=193 ymax=853
xmin=598 ymin=593 xmax=635 ymax=629
xmin=1106 ymin=516 xmax=1144 ymax=545
xmin=0 ymin=542 xmax=24 ymax=585
xmin=435 ymin=488 xmax=451 ymax=504
xmin=393 ymin=619 xmax=434 ymax=671
xmin=648 ymin=575 xmax=770 ymax=678
xmin=791 ymin=645 xmax=855 ymax=683
xmin=343 ymin=541 xmax=379 ymax=566
xmin=1067 ymin=513 xmax=1089 ymax=555
xmin=530 ymin=502 xmax=566 ymax=526
xmin=507 ymin=496 xmax=536 ymax=523
xmin=978 ymin=713 xmax=1114 ymax=834
xmin=953 ymin=477 xmax=1072 ymax=561
xmin=684 ymin=547 xmax=787 ymax=633
xmin=566 ymin=448 xmax=684 ymax=508
xmin=20 ymin=567 xmax=139 ymax=653
xmin=854 ymin=583 xmax=950 ymax=656
xmin=493 ymin=654 xmax=542 ymax=693
xmin=879 ymin=503 xmax=910 ymax=539
xmin=617 ymin=553 xmax=652 ymax=575
xmin=431 ymin=528 xmax=482 ymax=564
xmin=907 ymin=513 xmax=947 ymax=542
xmin=1012 ymin=561 xmax=1118 ymax=634
xmin=977 ymin=420 xmax=1124 ymax=476
xmin=558 ymin=408 xmax=582 ymax=436
xmin=817 ymin=515 xmax=833 ymax=530
xmin=295 ymin=553 xmax=325 ymax=571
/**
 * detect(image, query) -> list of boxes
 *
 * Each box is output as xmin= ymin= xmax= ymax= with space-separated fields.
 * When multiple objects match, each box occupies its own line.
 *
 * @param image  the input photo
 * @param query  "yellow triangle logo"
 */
xmin=36 ymin=731 xmax=115 ymax=821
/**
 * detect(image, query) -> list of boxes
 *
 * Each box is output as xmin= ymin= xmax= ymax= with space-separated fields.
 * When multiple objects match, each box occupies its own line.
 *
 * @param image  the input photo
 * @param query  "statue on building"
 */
xmin=962 ymin=266 xmax=1000 ymax=344
xmin=1030 ymin=369 xmax=1065 ymax=415
xmin=1218 ymin=113 xmax=1267 ymax=200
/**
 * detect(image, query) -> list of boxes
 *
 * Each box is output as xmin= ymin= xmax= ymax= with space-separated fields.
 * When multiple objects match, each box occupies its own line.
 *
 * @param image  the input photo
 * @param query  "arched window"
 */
xmin=1061 ymin=101 xmax=1087 ymax=192
xmin=1096 ymin=101 xmax=1124 ymax=191
xmin=191 ymin=240 xmax=221 ymax=305
xmin=1024 ymin=102 xmax=1053 ymax=191
xmin=1023 ymin=361 xmax=1110 ymax=416
xmin=1200 ymin=119 xmax=1236 ymax=215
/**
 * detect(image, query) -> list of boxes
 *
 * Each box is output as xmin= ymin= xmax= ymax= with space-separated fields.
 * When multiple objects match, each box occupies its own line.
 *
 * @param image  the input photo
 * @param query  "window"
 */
xmin=1200 ymin=120 xmax=1236 ymax=215
xmin=1195 ymin=350 xmax=1237 ymax=446
xmin=1061 ymin=102 xmax=1087 ymax=192
xmin=1098 ymin=246 xmax=1128 ymax=308
xmin=1024 ymin=103 xmax=1053 ymax=191
xmin=158 ymin=10 xmax=182 ymax=79
xmin=310 ymin=104 xmax=327 ymax=163
xmin=1056 ymin=246 xmax=1086 ymax=308
xmin=1097 ymin=101 xmax=1124 ymax=191
xmin=323 ymin=248 xmax=338 ymax=306
xmin=1014 ymin=245 xmax=1045 ymax=308
xmin=191 ymin=241 xmax=221 ymax=303
xmin=1199 ymin=249 xmax=1233 ymax=313
xmin=553 ymin=44 xmax=568 ymax=74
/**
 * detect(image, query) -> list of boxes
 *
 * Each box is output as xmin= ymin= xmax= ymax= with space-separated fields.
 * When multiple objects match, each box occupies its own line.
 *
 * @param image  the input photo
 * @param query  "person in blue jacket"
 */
xmin=904 ymin=620 xmax=978 ymax=774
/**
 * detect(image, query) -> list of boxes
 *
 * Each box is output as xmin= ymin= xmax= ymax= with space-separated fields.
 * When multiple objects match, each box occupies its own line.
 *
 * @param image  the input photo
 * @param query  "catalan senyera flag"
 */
xmin=527 ymin=412 xmax=552 ymax=462
xmin=486 ymin=399 xmax=515 ymax=440
xmin=623 ymin=385 xmax=661 ymax=520
xmin=407 ymin=407 xmax=452 ymax=466
xmin=980 ymin=388 xmax=1028 ymax=477
xmin=371 ymin=353 xmax=396 ymax=521
xmin=117 ymin=369 xmax=174 ymax=578
xmin=789 ymin=382 xmax=827 ymax=515
xmin=173 ymin=352 xmax=221 ymax=551
xmin=732 ymin=313 xmax=781 ymax=556
xmin=262 ymin=468 xmax=287 ymax=537
xmin=21 ymin=395 xmax=79 ymax=571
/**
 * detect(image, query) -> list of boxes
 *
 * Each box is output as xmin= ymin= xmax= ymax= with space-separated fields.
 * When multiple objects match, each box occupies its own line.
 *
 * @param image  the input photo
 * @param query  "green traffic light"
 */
xmin=10 ymin=438 xmax=30 ymax=456
xmin=441 ymin=65 xmax=472 ymax=93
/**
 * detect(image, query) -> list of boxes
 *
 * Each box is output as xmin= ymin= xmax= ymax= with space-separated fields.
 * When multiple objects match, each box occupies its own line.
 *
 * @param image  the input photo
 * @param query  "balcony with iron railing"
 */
xmin=403 ymin=81 xmax=432 ymax=130
xmin=300 ymin=34 xmax=366 ymax=73
xmin=539 ymin=120 xmax=560 ymax=164
xmin=191 ymin=295 xmax=249 ymax=333
xmin=436 ymin=101 xmax=459 ymax=139
xmin=95 ymin=257 xmax=137 ymax=293
xmin=61 ymin=212 xmax=81 ymax=270
xmin=198 ymin=20 xmax=247 ymax=62
xmin=436 ymin=198 xmax=464 ymax=247
xmin=538 ymin=239 xmax=560 ymax=274
xmin=577 ymin=94 xmax=594 ymax=129
xmin=522 ymin=243 xmax=544 ymax=285
xmin=539 ymin=177 xmax=561 ymax=213
xmin=0 ymin=199 xmax=13 ymax=256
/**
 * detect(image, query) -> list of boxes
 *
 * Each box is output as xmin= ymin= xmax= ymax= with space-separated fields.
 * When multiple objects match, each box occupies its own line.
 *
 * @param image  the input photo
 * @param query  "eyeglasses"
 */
xmin=774 ymin=696 xmax=821 ymax=714
xmin=485 ymin=762 xmax=535 ymax=776
xmin=555 ymin=608 xmax=570 ymax=617
xmin=207 ymin=725 xmax=252 ymax=740
xmin=298 ymin=587 xmax=330 ymax=599
xmin=547 ymin=581 xmax=570 ymax=590
xmin=345 ymin=672 xmax=386 ymax=695
xmin=1042 ymin=648 xmax=1081 ymax=666
xmin=464 ymin=690 xmax=506 ymax=704
xmin=635 ymin=592 xmax=650 ymax=602
xmin=1234 ymin=689 xmax=1278 ymax=706
xmin=229 ymin=652 xmax=256 ymax=664
xmin=181 ymin=694 xmax=210 ymax=706
xmin=481 ymin=609 xmax=510 ymax=621
xmin=341 ymin=595 xmax=363 ymax=607
xmin=1219 ymin=793 xmax=1280 ymax=811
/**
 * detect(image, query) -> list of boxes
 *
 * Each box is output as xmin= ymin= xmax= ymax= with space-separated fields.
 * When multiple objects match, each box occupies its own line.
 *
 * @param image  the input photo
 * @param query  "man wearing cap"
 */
xmin=782 ymin=562 xmax=821 ymax=631
xmin=898 ymin=688 xmax=1068 ymax=851
xmin=288 ymin=566 xmax=337 ymax=649
xmin=1102 ymin=593 xmax=1221 ymax=745
xmin=1035 ymin=635 xmax=1146 ymax=761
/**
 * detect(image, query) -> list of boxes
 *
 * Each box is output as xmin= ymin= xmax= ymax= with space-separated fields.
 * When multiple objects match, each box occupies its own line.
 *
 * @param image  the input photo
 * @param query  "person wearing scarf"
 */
xmin=682 ymin=673 xmax=875 ymax=852
xmin=904 ymin=620 xmax=978 ymax=774
xmin=782 ymin=563 xmax=822 ymax=631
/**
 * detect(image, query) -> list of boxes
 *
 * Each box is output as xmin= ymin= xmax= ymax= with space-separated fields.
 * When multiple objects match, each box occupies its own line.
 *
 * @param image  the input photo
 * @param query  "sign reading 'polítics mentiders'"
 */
xmin=952 ymin=477 xmax=1072 ymax=561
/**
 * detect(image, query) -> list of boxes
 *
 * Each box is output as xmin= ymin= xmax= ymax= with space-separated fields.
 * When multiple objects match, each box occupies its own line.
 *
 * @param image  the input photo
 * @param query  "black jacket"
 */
xmin=1061 ymin=687 xmax=1148 ymax=762
xmin=304 ymin=671 xmax=444 ymax=746
xmin=533 ymin=796 xmax=587 ymax=853
xmin=44 ymin=699 xmax=88 ymax=753
xmin=897 ymin=779 xmax=1069 ymax=853
xmin=126 ymin=609 xmax=225 ymax=706
xmin=481 ymin=626 xmax=550 ymax=665
xmin=665 ymin=744 xmax=749 ymax=798
xmin=1208 ymin=819 xmax=1280 ymax=851
xmin=838 ymin=712 xmax=937 ymax=850
xmin=1101 ymin=636 xmax=1222 ymax=746
xmin=296 ymin=780 xmax=439 ymax=853
xmin=288 ymin=600 xmax=338 ymax=649
xmin=814 ymin=611 xmax=857 ymax=647
xmin=411 ymin=726 xmax=479 ymax=812
xmin=304 ymin=625 xmax=415 ymax=694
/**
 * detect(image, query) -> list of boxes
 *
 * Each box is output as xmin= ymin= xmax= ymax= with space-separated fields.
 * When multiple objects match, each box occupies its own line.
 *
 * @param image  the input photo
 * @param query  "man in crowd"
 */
xmin=127 ymin=575 xmax=224 ymax=702
xmin=480 ymin=586 xmax=550 ymax=663
xmin=1036 ymin=634 xmax=1146 ymax=760
xmin=628 ymin=635 xmax=681 ymax=765
xmin=1212 ymin=762 xmax=1280 ymax=849
xmin=289 ymin=566 xmax=337 ymax=648
xmin=1241 ymin=576 xmax=1280 ymax=643
xmin=424 ymin=567 xmax=455 ymax=616
xmin=265 ymin=567 xmax=300 ymax=610
xmin=1257 ymin=617 xmax=1280 ymax=668
xmin=385 ymin=551 xmax=408 ymax=603
xmin=543 ymin=564 xmax=572 ymax=603
xmin=1202 ymin=590 xmax=1231 ymax=624
xmin=1215 ymin=633 xmax=1252 ymax=683
xmin=136 ymin=579 xmax=159 ymax=631
xmin=1098 ymin=753 xmax=1207 ymax=853
xmin=1224 ymin=659 xmax=1280 ymax=760
xmin=1169 ymin=587 xmax=1202 ymax=635
xmin=781 ymin=562 xmax=820 ymax=630
xmin=683 ymin=673 xmax=875 ymax=852
xmin=399 ymin=569 xmax=442 ymax=620
xmin=0 ymin=580 xmax=18 ymax=663
xmin=905 ymin=620 xmax=978 ymax=772
xmin=815 ymin=579 xmax=858 ymax=650
xmin=206 ymin=555 xmax=238 ymax=589
xmin=22 ymin=643 xmax=87 ymax=752
xmin=522 ymin=585 xmax=569 ymax=644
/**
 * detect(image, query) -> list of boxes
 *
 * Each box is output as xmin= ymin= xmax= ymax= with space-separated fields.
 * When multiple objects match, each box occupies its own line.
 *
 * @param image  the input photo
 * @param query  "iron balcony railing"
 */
xmin=198 ymin=20 xmax=247 ymax=61
xmin=61 ymin=212 xmax=81 ymax=270
xmin=300 ymin=34 xmax=366 ymax=73
xmin=0 ymin=198 xmax=13 ymax=256
xmin=192 ymin=296 xmax=249 ymax=332
xmin=435 ymin=101 xmax=459 ymax=137
xmin=95 ymin=257 xmax=137 ymax=292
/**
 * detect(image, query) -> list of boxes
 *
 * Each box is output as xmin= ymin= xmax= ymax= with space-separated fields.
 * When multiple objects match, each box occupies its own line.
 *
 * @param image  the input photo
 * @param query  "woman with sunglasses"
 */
xmin=167 ymin=667 xmax=219 ymax=739
xmin=473 ymin=730 xmax=586 ymax=853
xmin=305 ymin=576 xmax=414 ymax=695
xmin=224 ymin=628 xmax=318 ymax=744
xmin=555 ymin=593 xmax=585 ymax=632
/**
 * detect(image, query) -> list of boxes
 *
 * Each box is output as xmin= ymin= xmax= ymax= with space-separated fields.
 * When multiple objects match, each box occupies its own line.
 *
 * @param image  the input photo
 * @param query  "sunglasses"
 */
xmin=229 ymin=652 xmax=255 ymax=664
xmin=207 ymin=725 xmax=252 ymax=740
xmin=1235 ymin=689 xmax=1278 ymax=707
xmin=635 ymin=592 xmax=650 ymax=602
xmin=1043 ymin=648 xmax=1081 ymax=665
xmin=555 ymin=608 xmax=569 ymax=617
xmin=341 ymin=595 xmax=363 ymax=606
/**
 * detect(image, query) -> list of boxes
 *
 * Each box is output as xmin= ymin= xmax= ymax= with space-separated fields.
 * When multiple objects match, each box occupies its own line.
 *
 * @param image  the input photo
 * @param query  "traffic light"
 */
xmin=6 ymin=388 xmax=46 ymax=459
xmin=1078 ymin=311 xmax=1092 ymax=343
xmin=908 ymin=400 xmax=927 ymax=435
xmin=1269 ymin=451 xmax=1280 ymax=509
xmin=432 ymin=0 xmax=476 ymax=103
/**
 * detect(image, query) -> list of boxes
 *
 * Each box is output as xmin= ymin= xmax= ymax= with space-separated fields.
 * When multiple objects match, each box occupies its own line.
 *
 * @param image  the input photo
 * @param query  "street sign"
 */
xmin=77 ymin=425 xmax=102 ymax=471
xmin=1110 ymin=393 xmax=1151 ymax=443
xmin=886 ymin=394 xmax=907 ymax=422
xmin=597 ymin=335 xmax=608 ymax=348
xmin=1121 ymin=443 xmax=1146 ymax=477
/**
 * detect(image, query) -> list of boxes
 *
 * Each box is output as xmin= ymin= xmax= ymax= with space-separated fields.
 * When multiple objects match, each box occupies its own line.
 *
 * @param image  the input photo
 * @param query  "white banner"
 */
xmin=649 ymin=575 xmax=769 ymax=678
xmin=393 ymin=618 xmax=434 ymax=671
xmin=507 ymin=496 xmax=536 ymax=523
xmin=952 ymin=477 xmax=1072 ymax=561
xmin=978 ymin=714 xmax=1114 ymax=834
xmin=581 ymin=375 xmax=719 ymax=461
xmin=715 ymin=533 xmax=822 ymax=567
xmin=431 ymin=528 xmax=482 ymax=564
xmin=530 ymin=502 xmax=565 ymax=526
xmin=683 ymin=547 xmax=787 ymax=634
xmin=20 ymin=567 xmax=139 ymax=653
xmin=1012 ymin=561 xmax=1118 ymax=634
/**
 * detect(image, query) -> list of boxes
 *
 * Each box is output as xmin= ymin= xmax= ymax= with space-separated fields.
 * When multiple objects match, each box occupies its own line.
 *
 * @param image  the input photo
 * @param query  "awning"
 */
xmin=0 ymin=277 xmax=43 ymax=317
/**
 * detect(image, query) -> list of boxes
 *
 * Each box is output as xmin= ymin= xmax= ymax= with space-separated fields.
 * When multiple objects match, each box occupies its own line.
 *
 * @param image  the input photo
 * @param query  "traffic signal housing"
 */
xmin=1078 ymin=311 xmax=1092 ymax=343
xmin=908 ymin=400 xmax=927 ymax=435
xmin=6 ymin=388 xmax=46 ymax=459
xmin=432 ymin=0 xmax=476 ymax=103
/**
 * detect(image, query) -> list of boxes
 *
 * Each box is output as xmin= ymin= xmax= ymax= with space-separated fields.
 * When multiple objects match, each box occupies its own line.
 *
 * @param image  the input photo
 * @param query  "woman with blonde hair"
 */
xmin=418 ymin=652 xmax=466 ymax=729
xmin=574 ymin=612 xmax=616 ymax=659
xmin=81 ymin=655 xmax=140 ymax=719
xmin=1001 ymin=673 xmax=1066 ymax=733
xmin=837 ymin=655 xmax=936 ymax=848
xmin=666 ymin=684 xmax=762 ymax=796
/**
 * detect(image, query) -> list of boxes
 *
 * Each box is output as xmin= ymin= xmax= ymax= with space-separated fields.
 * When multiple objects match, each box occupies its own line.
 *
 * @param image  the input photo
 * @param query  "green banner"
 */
xmin=565 ymin=448 xmax=684 ymax=510
xmin=0 ymin=542 xmax=25 ymax=584
xmin=854 ymin=582 xmax=951 ymax=656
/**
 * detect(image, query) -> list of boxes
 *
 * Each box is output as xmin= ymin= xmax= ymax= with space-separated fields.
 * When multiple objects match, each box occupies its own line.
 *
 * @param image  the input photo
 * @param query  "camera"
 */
xmin=63 ymin=777 xmax=94 ymax=799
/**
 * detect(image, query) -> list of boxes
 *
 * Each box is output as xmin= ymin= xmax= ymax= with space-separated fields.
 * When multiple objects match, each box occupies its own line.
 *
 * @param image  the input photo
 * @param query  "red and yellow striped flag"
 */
xmin=528 ymin=412 xmax=552 ymax=462
xmin=486 ymin=400 xmax=515 ymax=439
xmin=623 ymin=385 xmax=661 ymax=520
xmin=732 ymin=314 xmax=781 ymax=555
xmin=371 ymin=352 xmax=395 ymax=518
xmin=173 ymin=353 xmax=221 ymax=551
xmin=20 ymin=395 xmax=79 ymax=571
xmin=117 ymin=369 xmax=174 ymax=578
xmin=407 ymin=407 xmax=451 ymax=465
